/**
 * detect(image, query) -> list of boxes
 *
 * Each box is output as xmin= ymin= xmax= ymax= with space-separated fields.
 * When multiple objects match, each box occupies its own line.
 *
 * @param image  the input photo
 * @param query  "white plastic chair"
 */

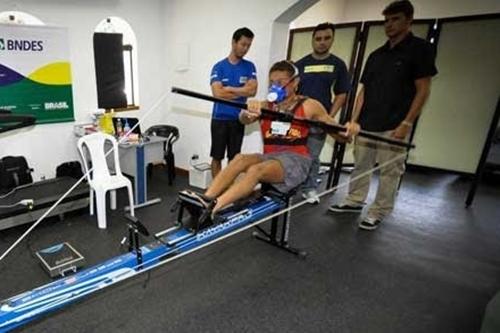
xmin=77 ymin=133 xmax=135 ymax=229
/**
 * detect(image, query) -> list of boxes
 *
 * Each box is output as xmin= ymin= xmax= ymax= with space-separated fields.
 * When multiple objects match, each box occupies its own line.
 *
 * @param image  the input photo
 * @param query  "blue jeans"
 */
xmin=301 ymin=133 xmax=326 ymax=192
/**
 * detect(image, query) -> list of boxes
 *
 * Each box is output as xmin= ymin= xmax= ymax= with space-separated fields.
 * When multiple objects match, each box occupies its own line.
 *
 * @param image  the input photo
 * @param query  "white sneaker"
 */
xmin=359 ymin=216 xmax=382 ymax=231
xmin=302 ymin=190 xmax=320 ymax=204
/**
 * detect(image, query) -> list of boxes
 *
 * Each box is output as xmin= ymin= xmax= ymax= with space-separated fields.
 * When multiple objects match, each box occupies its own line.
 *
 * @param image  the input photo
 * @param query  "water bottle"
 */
xmin=123 ymin=119 xmax=131 ymax=136
xmin=116 ymin=118 xmax=123 ymax=137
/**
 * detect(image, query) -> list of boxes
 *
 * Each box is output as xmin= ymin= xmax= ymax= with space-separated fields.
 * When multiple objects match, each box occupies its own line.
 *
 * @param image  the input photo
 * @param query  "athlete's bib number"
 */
xmin=270 ymin=121 xmax=291 ymax=136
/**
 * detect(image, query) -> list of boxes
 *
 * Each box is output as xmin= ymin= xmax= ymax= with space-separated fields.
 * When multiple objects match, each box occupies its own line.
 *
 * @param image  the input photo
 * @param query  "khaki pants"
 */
xmin=343 ymin=131 xmax=407 ymax=220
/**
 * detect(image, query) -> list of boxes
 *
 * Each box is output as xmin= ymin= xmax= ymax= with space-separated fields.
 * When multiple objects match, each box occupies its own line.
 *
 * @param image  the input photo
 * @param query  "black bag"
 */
xmin=56 ymin=161 xmax=84 ymax=179
xmin=0 ymin=156 xmax=34 ymax=191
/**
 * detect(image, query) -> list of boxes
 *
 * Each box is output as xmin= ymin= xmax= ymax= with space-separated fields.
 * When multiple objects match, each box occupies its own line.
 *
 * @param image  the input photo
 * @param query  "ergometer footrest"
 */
xmin=176 ymin=190 xmax=219 ymax=232
xmin=175 ymin=188 xmax=291 ymax=233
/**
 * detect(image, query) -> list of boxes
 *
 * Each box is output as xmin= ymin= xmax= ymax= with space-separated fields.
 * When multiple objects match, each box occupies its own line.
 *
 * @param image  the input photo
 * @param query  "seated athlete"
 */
xmin=193 ymin=60 xmax=360 ymax=223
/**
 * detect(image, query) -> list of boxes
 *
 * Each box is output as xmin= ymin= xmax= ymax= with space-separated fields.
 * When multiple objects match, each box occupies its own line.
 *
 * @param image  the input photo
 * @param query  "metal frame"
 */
xmin=432 ymin=13 xmax=500 ymax=205
xmin=466 ymin=97 xmax=500 ymax=207
xmin=253 ymin=189 xmax=306 ymax=257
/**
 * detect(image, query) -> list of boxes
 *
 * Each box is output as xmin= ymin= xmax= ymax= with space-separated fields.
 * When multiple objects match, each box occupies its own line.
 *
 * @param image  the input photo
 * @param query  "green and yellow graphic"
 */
xmin=0 ymin=25 xmax=74 ymax=124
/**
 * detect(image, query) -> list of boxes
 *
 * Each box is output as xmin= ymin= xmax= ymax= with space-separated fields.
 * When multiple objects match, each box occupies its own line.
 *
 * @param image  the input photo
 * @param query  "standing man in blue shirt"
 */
xmin=295 ymin=22 xmax=351 ymax=203
xmin=210 ymin=27 xmax=258 ymax=177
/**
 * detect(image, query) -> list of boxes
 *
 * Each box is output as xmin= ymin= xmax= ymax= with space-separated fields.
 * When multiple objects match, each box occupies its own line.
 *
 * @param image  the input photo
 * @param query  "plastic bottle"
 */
xmin=116 ymin=118 xmax=123 ymax=137
xmin=123 ymin=119 xmax=131 ymax=136
xmin=100 ymin=113 xmax=115 ymax=135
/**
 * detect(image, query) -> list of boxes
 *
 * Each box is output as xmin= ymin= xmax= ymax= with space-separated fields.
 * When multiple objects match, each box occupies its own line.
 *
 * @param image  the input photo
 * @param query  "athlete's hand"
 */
xmin=335 ymin=121 xmax=360 ymax=143
xmin=245 ymin=99 xmax=262 ymax=120
xmin=345 ymin=121 xmax=360 ymax=137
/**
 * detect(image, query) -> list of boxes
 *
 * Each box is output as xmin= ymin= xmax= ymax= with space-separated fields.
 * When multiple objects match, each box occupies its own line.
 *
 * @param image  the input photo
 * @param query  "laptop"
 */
xmin=112 ymin=117 xmax=141 ymax=136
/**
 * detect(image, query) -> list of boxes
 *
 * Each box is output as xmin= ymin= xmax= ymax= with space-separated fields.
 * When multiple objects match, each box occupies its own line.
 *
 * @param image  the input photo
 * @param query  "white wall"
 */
xmin=292 ymin=0 xmax=500 ymax=28
xmin=0 ymin=0 xmax=167 ymax=179
xmin=161 ymin=0 xmax=305 ymax=169
xmin=291 ymin=0 xmax=346 ymax=28
xmin=344 ymin=0 xmax=500 ymax=22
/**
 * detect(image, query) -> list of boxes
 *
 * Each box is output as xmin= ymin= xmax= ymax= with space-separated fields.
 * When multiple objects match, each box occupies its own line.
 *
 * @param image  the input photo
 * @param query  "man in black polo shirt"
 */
xmin=329 ymin=0 xmax=437 ymax=230
xmin=295 ymin=22 xmax=351 ymax=204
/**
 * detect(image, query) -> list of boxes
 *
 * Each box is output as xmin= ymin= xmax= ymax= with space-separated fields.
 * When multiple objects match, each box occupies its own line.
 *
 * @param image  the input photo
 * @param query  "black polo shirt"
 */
xmin=359 ymin=32 xmax=437 ymax=132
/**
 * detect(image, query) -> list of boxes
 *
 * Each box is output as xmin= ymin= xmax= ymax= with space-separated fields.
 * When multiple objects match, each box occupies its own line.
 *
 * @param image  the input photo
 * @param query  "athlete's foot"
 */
xmin=196 ymin=197 xmax=218 ymax=229
xmin=179 ymin=190 xmax=218 ymax=229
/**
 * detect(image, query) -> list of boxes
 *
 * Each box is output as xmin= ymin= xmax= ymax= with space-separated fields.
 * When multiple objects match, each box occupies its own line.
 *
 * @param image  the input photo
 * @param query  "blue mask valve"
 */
xmin=267 ymin=84 xmax=287 ymax=103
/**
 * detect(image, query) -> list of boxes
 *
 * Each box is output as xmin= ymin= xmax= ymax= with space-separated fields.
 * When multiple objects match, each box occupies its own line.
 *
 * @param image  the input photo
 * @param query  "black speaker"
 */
xmin=93 ymin=33 xmax=127 ymax=109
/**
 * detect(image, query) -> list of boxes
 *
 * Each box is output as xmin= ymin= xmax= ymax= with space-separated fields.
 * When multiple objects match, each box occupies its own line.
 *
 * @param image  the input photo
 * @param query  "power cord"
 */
xmin=0 ymin=199 xmax=34 ymax=210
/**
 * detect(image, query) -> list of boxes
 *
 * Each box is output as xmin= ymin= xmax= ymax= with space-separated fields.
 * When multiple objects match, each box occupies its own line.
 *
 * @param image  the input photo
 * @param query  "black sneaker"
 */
xmin=179 ymin=190 xmax=217 ymax=230
xmin=358 ymin=217 xmax=382 ymax=231
xmin=197 ymin=198 xmax=217 ymax=230
xmin=328 ymin=203 xmax=363 ymax=213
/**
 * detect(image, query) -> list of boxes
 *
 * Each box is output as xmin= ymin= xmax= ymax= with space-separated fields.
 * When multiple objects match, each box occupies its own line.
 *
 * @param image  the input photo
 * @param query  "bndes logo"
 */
xmin=0 ymin=38 xmax=43 ymax=52
xmin=45 ymin=102 xmax=69 ymax=110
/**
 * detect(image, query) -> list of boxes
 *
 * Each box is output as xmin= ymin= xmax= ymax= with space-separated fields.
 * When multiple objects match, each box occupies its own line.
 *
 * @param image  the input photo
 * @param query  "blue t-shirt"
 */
xmin=295 ymin=54 xmax=351 ymax=112
xmin=210 ymin=58 xmax=257 ymax=120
